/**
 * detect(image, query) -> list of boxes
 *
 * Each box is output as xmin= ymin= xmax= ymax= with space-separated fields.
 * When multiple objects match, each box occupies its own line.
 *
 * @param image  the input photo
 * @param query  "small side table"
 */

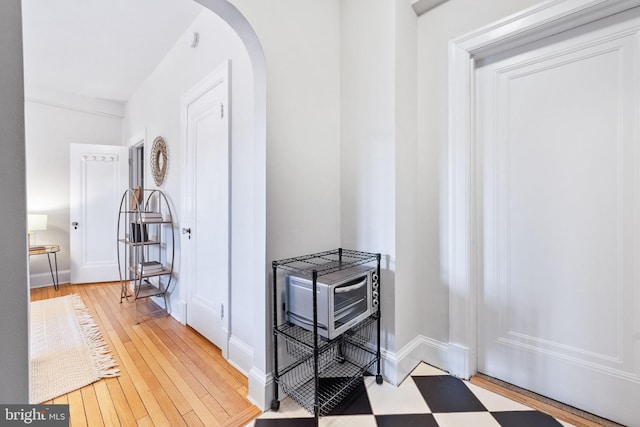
xmin=28 ymin=244 xmax=60 ymax=290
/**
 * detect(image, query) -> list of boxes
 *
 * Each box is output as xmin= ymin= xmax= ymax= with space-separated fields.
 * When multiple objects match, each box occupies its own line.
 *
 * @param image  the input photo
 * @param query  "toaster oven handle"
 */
xmin=286 ymin=311 xmax=328 ymax=330
xmin=334 ymin=277 xmax=368 ymax=294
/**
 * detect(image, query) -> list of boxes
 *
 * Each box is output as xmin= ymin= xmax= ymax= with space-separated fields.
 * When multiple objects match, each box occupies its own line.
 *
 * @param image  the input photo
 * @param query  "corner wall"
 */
xmin=392 ymin=0 xmax=423 ymax=381
xmin=0 ymin=0 xmax=29 ymax=403
xmin=341 ymin=0 xmax=427 ymax=384
xmin=340 ymin=0 xmax=398 ymax=368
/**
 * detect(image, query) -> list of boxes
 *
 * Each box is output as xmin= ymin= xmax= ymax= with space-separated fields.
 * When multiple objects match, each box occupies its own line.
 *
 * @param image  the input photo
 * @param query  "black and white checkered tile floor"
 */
xmin=248 ymin=363 xmax=573 ymax=427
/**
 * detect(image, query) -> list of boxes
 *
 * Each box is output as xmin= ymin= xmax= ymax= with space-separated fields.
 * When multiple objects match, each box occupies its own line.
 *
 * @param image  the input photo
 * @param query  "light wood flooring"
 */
xmin=470 ymin=375 xmax=622 ymax=427
xmin=31 ymin=281 xmax=261 ymax=427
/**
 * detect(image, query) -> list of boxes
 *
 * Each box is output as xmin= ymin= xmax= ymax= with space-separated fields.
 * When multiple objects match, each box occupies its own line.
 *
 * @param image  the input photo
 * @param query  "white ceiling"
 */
xmin=22 ymin=0 xmax=204 ymax=103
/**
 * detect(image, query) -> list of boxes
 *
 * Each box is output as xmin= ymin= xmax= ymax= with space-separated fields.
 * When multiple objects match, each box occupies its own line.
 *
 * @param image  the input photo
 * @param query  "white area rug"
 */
xmin=30 ymin=294 xmax=119 ymax=403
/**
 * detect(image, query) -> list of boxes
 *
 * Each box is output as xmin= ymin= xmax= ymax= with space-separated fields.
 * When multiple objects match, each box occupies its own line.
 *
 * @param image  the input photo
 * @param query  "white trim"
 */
xmin=455 ymin=0 xmax=640 ymax=57
xmin=128 ymin=130 xmax=146 ymax=148
xmin=447 ymin=343 xmax=472 ymax=379
xmin=25 ymin=97 xmax=125 ymax=119
xmin=171 ymin=299 xmax=187 ymax=325
xmin=28 ymin=270 xmax=70 ymax=289
xmin=24 ymin=87 xmax=125 ymax=119
xmin=182 ymin=63 xmax=228 ymax=102
xmin=381 ymin=340 xmax=420 ymax=386
xmin=411 ymin=0 xmax=448 ymax=16
xmin=447 ymin=36 xmax=477 ymax=380
xmin=421 ymin=336 xmax=450 ymax=375
xmin=381 ymin=335 xmax=450 ymax=385
xmin=248 ymin=367 xmax=271 ymax=412
xmin=228 ymin=335 xmax=254 ymax=376
xmin=448 ymin=0 xmax=640 ymax=380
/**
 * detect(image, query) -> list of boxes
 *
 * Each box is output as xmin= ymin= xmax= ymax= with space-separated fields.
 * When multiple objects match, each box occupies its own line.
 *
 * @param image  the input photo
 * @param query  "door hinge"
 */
xmin=221 ymin=303 xmax=224 ymax=319
xmin=220 ymin=103 xmax=224 ymax=119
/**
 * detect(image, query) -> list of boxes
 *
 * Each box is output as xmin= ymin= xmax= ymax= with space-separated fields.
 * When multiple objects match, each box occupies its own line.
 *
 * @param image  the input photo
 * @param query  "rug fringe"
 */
xmin=70 ymin=294 xmax=120 ymax=378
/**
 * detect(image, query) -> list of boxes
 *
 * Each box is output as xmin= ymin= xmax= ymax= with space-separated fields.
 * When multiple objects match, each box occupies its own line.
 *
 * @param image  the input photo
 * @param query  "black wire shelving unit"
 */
xmin=271 ymin=248 xmax=382 ymax=426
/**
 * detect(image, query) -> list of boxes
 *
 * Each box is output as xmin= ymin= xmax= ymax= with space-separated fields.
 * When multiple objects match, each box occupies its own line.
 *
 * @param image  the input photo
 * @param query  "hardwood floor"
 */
xmin=470 ymin=375 xmax=622 ymax=427
xmin=31 ymin=282 xmax=261 ymax=427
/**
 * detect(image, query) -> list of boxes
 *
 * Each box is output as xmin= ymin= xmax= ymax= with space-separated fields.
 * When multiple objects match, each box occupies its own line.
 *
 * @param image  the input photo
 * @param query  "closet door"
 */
xmin=476 ymin=9 xmax=640 ymax=426
xmin=181 ymin=62 xmax=230 ymax=354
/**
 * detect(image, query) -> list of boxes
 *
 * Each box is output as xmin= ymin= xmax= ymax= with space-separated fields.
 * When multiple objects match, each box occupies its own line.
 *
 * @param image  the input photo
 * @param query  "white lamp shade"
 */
xmin=28 ymin=214 xmax=48 ymax=233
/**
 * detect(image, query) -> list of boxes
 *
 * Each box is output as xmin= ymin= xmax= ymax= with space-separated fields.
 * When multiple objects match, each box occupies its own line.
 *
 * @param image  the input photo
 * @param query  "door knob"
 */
xmin=182 ymin=227 xmax=191 ymax=239
xmin=72 ymin=221 xmax=79 ymax=230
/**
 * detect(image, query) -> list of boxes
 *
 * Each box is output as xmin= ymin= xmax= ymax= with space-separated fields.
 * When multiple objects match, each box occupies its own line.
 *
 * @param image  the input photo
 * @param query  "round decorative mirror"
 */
xmin=150 ymin=136 xmax=168 ymax=186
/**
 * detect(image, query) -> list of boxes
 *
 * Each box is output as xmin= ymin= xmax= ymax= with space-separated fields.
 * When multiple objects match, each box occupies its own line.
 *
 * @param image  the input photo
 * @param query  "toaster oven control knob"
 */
xmin=372 ymin=273 xmax=379 ymax=290
xmin=372 ymin=298 xmax=379 ymax=307
xmin=373 ymin=290 xmax=379 ymax=299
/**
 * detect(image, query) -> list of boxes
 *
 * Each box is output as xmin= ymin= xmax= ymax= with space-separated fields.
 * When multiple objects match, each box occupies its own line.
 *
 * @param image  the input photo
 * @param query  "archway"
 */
xmin=193 ymin=0 xmax=267 ymax=410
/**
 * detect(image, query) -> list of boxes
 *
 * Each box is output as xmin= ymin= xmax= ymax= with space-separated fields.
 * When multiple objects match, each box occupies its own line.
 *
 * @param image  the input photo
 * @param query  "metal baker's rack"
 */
xmin=271 ymin=248 xmax=382 ymax=426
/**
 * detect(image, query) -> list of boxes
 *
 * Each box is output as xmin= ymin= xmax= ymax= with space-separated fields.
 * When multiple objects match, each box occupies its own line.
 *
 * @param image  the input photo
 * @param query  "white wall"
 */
xmin=341 ymin=0 xmax=396 ymax=258
xmin=25 ymin=92 xmax=124 ymax=287
xmin=232 ymin=0 xmax=342 ymax=261
xmin=415 ymin=0 xmax=544 ymax=367
xmin=341 ymin=0 xmax=397 ymax=359
xmin=393 ymin=0 xmax=422 ymax=371
xmin=0 ymin=0 xmax=29 ymax=403
xmin=341 ymin=0 xmax=424 ymax=383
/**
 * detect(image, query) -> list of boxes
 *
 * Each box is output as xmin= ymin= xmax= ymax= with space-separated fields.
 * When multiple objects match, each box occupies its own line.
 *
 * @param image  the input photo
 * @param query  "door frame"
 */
xmin=128 ymin=130 xmax=146 ymax=190
xmin=447 ymin=0 xmax=640 ymax=380
xmin=179 ymin=60 xmax=231 ymax=357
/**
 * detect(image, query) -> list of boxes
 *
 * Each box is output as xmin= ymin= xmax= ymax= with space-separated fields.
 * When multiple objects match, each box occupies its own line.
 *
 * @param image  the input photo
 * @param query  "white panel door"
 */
xmin=70 ymin=144 xmax=129 ymax=284
xmin=181 ymin=62 xmax=230 ymax=353
xmin=477 ymin=9 xmax=640 ymax=426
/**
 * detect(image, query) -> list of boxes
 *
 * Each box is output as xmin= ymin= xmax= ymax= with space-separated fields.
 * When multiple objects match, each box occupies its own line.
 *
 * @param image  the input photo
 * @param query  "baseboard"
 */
xmin=171 ymin=299 xmax=187 ymax=325
xmin=447 ymin=342 xmax=472 ymax=379
xmin=381 ymin=343 xmax=415 ymax=386
xmin=421 ymin=335 xmax=450 ymax=373
xmin=383 ymin=335 xmax=450 ymax=385
xmin=248 ymin=367 xmax=271 ymax=412
xmin=228 ymin=336 xmax=254 ymax=376
xmin=29 ymin=269 xmax=70 ymax=288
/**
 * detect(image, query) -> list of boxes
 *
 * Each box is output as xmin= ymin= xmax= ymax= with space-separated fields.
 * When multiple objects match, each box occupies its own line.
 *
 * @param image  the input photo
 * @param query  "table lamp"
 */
xmin=28 ymin=214 xmax=48 ymax=249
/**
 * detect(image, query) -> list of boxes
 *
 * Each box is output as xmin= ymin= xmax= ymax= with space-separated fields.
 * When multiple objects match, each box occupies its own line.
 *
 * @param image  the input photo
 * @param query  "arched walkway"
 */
xmin=193 ymin=0 xmax=267 ymax=409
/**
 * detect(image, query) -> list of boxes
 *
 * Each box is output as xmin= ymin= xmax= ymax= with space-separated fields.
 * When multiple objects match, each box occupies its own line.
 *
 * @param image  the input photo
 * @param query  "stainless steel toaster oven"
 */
xmin=284 ymin=264 xmax=379 ymax=339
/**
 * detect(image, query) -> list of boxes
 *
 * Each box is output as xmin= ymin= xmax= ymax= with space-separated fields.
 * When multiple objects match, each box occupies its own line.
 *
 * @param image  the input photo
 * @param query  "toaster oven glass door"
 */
xmin=332 ymin=275 xmax=369 ymax=331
